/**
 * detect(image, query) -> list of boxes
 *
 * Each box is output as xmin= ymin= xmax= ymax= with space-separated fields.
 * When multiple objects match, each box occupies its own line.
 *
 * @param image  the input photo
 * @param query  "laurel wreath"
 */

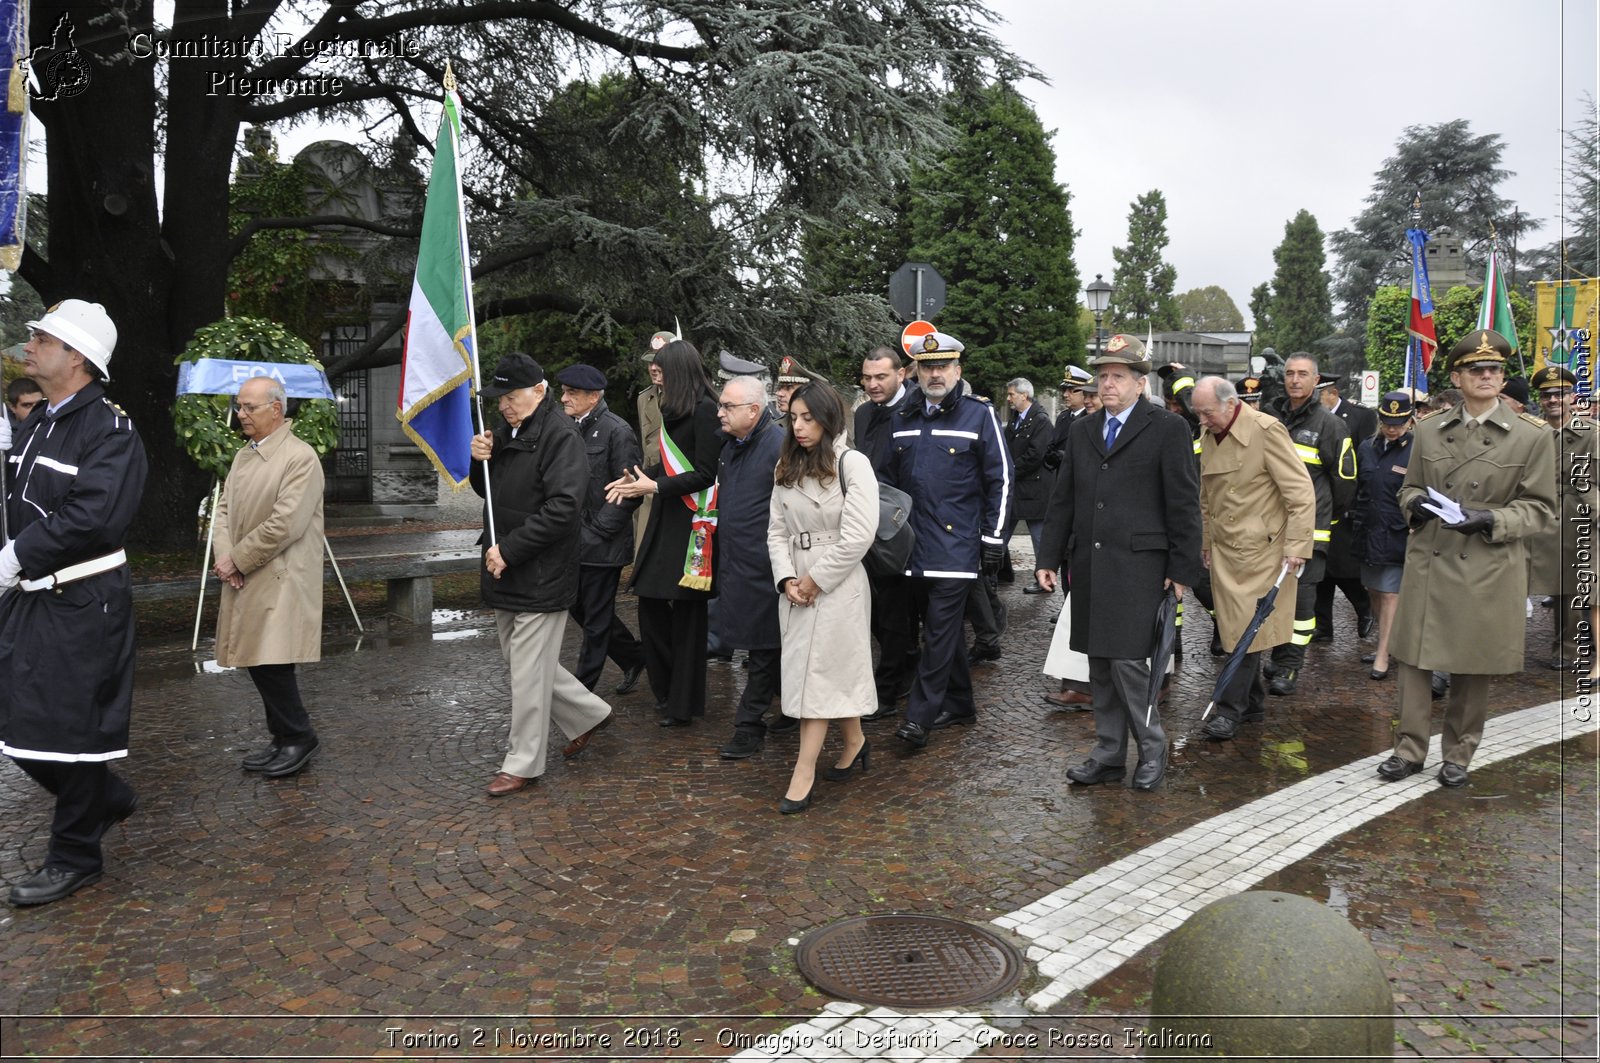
xmin=172 ymin=317 xmax=340 ymax=480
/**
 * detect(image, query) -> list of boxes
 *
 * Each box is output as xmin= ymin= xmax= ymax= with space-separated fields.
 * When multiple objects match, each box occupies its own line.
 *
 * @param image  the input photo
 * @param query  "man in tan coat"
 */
xmin=214 ymin=376 xmax=325 ymax=779
xmin=1379 ymin=330 xmax=1556 ymax=787
xmin=1190 ymin=377 xmax=1316 ymax=740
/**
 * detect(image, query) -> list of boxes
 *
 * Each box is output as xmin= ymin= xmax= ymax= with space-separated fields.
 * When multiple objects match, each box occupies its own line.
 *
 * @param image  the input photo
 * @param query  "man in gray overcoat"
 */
xmin=1035 ymin=335 xmax=1204 ymax=791
xmin=1379 ymin=329 xmax=1556 ymax=788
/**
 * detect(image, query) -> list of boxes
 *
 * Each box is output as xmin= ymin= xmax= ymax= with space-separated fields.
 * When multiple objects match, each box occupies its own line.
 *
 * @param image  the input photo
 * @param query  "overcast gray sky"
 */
xmin=988 ymin=0 xmax=1598 ymax=324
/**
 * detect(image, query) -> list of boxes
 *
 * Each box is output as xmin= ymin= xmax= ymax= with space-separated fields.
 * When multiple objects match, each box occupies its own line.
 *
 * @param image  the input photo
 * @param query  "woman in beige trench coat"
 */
xmin=766 ymin=384 xmax=879 ymax=813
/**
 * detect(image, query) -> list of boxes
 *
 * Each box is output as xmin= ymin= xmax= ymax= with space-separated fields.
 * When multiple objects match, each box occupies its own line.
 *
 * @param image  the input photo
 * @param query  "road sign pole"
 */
xmin=915 ymin=268 xmax=924 ymax=321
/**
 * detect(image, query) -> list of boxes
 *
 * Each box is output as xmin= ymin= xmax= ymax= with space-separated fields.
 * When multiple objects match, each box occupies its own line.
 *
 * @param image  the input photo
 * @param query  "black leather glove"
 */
xmin=980 ymin=542 xmax=1004 ymax=576
xmin=1406 ymin=496 xmax=1437 ymax=526
xmin=1447 ymin=507 xmax=1493 ymax=536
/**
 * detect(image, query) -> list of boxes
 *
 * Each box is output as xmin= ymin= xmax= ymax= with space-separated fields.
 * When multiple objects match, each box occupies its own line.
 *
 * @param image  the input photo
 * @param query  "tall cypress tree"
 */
xmin=1265 ymin=209 xmax=1335 ymax=357
xmin=1108 ymin=190 xmax=1180 ymax=333
xmin=905 ymin=84 xmax=1080 ymax=397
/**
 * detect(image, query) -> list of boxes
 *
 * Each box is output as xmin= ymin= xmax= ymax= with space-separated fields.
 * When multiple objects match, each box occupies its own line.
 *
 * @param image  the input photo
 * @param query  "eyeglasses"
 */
xmin=231 ymin=400 xmax=275 ymax=414
xmin=717 ymin=401 xmax=760 ymax=412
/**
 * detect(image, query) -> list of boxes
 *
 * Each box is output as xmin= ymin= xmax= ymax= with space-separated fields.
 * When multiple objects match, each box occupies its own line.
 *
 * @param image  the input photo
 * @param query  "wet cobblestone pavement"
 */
xmin=0 ymin=557 xmax=1594 ymax=1061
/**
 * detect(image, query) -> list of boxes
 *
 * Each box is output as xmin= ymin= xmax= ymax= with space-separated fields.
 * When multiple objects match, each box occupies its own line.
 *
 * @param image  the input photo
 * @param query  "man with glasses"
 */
xmin=2 ymin=301 xmax=146 ymax=906
xmin=1378 ymin=330 xmax=1556 ymax=788
xmin=6 ymin=377 xmax=43 ymax=429
xmin=1527 ymin=364 xmax=1597 ymax=676
xmin=713 ymin=375 xmax=788 ymax=759
xmin=214 ymin=375 xmax=326 ymax=780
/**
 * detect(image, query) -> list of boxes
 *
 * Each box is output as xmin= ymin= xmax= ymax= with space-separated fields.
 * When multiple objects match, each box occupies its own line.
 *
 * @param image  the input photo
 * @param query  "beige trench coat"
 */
xmin=1528 ymin=416 xmax=1597 ymax=596
xmin=1391 ymin=401 xmax=1556 ymax=674
xmin=1199 ymin=405 xmax=1316 ymax=652
xmin=766 ymin=441 xmax=879 ymax=718
xmin=213 ymin=421 xmax=326 ymax=667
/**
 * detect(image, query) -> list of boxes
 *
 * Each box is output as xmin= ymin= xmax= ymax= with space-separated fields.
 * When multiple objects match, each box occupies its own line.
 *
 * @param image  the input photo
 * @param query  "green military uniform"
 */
xmin=1526 ymin=364 xmax=1600 ymax=668
xmin=1384 ymin=331 xmax=1557 ymax=785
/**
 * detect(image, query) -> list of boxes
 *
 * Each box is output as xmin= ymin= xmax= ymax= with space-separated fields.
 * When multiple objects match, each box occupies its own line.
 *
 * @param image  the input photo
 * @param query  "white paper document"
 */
xmin=1420 ymin=486 xmax=1464 ymax=525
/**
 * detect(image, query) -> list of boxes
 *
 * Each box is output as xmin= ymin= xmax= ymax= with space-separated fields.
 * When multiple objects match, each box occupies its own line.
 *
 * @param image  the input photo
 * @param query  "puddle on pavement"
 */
xmin=432 ymin=628 xmax=484 ymax=641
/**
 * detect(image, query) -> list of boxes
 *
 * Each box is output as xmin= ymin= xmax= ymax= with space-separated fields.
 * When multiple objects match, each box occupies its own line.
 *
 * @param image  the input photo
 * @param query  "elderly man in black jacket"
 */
xmin=1035 ymin=335 xmax=1203 ymax=791
xmin=557 ymin=364 xmax=646 ymax=697
xmin=714 ymin=375 xmax=788 ymax=759
xmin=1004 ymin=377 xmax=1053 ymax=592
xmin=470 ymin=354 xmax=613 ymax=797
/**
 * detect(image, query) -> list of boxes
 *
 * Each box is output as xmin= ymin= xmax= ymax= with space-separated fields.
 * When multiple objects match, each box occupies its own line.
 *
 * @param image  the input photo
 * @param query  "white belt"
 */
xmin=20 ymin=549 xmax=128 ymax=592
xmin=793 ymin=530 xmax=842 ymax=550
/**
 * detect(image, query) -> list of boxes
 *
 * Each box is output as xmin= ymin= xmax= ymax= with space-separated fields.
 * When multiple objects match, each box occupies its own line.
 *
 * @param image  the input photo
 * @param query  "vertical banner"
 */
xmin=1403 ymin=226 xmax=1438 ymax=395
xmin=1534 ymin=278 xmax=1599 ymax=396
xmin=0 ymin=0 xmax=28 ymax=271
xmin=397 ymin=80 xmax=478 ymax=486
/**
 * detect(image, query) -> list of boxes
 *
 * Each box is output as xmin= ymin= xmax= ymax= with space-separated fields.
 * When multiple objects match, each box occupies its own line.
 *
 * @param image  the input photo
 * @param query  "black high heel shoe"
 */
xmin=822 ymin=740 xmax=871 ymax=781
xmin=778 ymin=785 xmax=815 ymax=815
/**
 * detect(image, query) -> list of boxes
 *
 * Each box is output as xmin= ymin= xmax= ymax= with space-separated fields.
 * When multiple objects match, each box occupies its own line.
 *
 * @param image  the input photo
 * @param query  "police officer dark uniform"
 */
xmin=1378 ymin=329 xmax=1556 ymax=787
xmin=1315 ymin=373 xmax=1378 ymax=643
xmin=1263 ymin=353 xmax=1356 ymax=694
xmin=1527 ymin=364 xmax=1598 ymax=673
xmin=884 ymin=331 xmax=1013 ymax=749
xmin=1 ymin=300 xmax=148 ymax=906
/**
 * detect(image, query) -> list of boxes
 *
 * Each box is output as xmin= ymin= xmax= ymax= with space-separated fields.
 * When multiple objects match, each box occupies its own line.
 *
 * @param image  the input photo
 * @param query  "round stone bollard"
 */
xmin=1147 ymin=890 xmax=1393 ymax=1061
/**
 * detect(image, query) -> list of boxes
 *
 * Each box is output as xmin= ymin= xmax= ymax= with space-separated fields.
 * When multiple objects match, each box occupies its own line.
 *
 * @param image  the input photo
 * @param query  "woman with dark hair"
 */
xmin=606 ymin=340 xmax=721 ymax=725
xmin=765 ymin=383 xmax=879 ymax=813
xmin=1353 ymin=391 xmax=1416 ymax=681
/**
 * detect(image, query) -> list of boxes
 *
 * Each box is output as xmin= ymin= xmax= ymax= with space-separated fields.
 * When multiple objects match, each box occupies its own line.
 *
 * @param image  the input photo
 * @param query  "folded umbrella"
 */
xmin=1201 ymin=561 xmax=1293 ymax=721
xmin=1144 ymin=587 xmax=1179 ymax=726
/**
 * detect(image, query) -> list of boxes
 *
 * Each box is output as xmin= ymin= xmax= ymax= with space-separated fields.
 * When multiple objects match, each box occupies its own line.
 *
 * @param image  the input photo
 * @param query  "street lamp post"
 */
xmin=1085 ymin=273 xmax=1112 ymax=358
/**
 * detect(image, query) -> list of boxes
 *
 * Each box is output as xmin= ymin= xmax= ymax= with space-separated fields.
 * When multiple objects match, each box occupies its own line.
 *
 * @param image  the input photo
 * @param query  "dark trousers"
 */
xmin=247 ymin=663 xmax=316 ymax=745
xmin=869 ymin=570 xmax=920 ymax=702
xmin=638 ymin=596 xmax=708 ymax=721
xmin=907 ymin=576 xmax=974 ymax=727
xmin=1216 ymin=650 xmax=1267 ymax=721
xmin=568 ymin=565 xmax=644 ymax=691
xmin=1314 ymin=576 xmax=1372 ymax=636
xmin=1087 ymin=657 xmax=1166 ymax=769
xmin=731 ymin=647 xmax=782 ymax=737
xmin=12 ymin=758 xmax=136 ymax=874
xmin=965 ymin=572 xmax=1005 ymax=650
xmin=1271 ymin=555 xmax=1326 ymax=672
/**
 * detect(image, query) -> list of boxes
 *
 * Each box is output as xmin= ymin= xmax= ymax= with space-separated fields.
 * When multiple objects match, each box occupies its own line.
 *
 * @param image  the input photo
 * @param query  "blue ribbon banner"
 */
xmin=176 ymin=358 xmax=335 ymax=400
xmin=0 ymin=0 xmax=28 ymax=271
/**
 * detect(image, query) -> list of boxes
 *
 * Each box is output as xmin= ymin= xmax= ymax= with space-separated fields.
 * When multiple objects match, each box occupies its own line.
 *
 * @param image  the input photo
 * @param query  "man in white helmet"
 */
xmin=0 ymin=299 xmax=148 ymax=907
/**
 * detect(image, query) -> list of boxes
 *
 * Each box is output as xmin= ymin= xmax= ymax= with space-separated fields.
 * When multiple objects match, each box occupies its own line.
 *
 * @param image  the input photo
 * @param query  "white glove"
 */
xmin=0 ymin=412 xmax=12 ymax=452
xmin=0 ymin=541 xmax=20 ymax=590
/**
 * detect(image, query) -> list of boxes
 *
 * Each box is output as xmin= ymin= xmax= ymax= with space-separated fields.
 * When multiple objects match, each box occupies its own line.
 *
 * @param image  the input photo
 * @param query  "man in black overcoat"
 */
xmin=1035 ymin=335 xmax=1204 ymax=791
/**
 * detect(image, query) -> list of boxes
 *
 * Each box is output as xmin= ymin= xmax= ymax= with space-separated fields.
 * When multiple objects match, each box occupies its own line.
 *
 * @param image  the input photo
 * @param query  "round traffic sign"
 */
xmin=900 ymin=320 xmax=936 ymax=357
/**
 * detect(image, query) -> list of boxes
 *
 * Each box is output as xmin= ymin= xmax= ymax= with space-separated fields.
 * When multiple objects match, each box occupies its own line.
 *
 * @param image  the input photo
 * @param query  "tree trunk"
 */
xmin=25 ymin=0 xmax=243 ymax=551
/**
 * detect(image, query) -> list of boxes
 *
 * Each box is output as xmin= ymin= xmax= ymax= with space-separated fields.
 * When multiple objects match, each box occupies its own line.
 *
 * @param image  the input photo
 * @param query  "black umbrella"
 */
xmin=1201 ymin=561 xmax=1294 ymax=721
xmin=1144 ymin=587 xmax=1179 ymax=726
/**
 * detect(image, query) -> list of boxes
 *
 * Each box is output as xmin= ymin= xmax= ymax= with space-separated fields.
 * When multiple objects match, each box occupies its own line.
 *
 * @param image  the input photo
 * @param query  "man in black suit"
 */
xmin=854 ymin=345 xmax=918 ymax=717
xmin=1004 ymin=377 xmax=1053 ymax=593
xmin=1035 ymin=335 xmax=1204 ymax=791
xmin=1315 ymin=374 xmax=1377 ymax=642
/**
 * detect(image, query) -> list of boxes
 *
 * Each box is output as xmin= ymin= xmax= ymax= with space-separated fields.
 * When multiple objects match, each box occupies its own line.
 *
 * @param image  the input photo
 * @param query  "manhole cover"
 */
xmin=794 ymin=914 xmax=1025 ymax=1007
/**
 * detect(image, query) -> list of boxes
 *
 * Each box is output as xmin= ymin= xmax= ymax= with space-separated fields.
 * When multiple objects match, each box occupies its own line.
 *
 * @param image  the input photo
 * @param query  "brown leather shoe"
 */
xmin=1042 ymin=689 xmax=1093 ymax=708
xmin=486 ymin=772 xmax=534 ymax=796
xmin=562 ymin=713 xmax=613 ymax=759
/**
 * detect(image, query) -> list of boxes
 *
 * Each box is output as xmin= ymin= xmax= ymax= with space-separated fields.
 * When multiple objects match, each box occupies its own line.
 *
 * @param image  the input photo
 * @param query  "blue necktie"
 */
xmin=1104 ymin=416 xmax=1120 ymax=451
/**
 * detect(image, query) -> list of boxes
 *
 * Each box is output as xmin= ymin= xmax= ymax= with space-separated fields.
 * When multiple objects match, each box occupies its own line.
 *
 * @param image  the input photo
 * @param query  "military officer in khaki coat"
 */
xmin=214 ymin=375 xmax=326 ymax=779
xmin=1378 ymin=330 xmax=1556 ymax=787
xmin=1190 ymin=376 xmax=1316 ymax=740
xmin=1527 ymin=364 xmax=1599 ymax=676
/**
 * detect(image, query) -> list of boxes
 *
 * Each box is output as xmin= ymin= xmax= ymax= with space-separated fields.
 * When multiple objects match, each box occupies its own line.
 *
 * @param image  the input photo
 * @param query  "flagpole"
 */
xmin=444 ymin=60 xmax=496 ymax=547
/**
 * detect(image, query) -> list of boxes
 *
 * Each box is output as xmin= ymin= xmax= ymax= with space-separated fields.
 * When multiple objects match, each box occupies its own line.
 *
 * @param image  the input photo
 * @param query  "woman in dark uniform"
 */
xmin=607 ymin=340 xmax=721 ymax=725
